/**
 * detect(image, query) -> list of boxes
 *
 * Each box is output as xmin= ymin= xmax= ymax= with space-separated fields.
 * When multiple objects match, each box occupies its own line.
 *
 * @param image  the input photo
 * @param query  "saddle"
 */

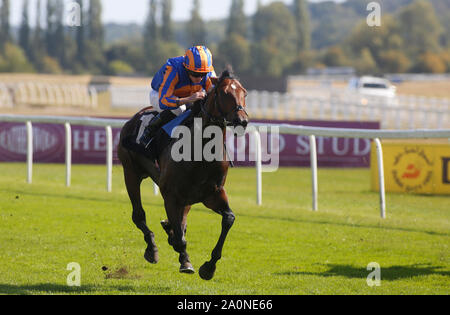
xmin=121 ymin=106 xmax=195 ymax=161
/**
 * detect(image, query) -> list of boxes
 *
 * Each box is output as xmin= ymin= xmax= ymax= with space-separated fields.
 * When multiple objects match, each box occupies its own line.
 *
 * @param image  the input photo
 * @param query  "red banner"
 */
xmin=0 ymin=119 xmax=379 ymax=167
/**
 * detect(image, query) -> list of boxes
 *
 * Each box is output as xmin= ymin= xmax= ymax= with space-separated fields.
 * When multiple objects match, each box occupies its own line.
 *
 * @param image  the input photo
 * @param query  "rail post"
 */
xmin=310 ymin=135 xmax=318 ymax=212
xmin=26 ymin=121 xmax=33 ymax=184
xmin=106 ymin=126 xmax=113 ymax=192
xmin=65 ymin=123 xmax=72 ymax=187
xmin=374 ymin=138 xmax=386 ymax=219
xmin=253 ymin=130 xmax=263 ymax=206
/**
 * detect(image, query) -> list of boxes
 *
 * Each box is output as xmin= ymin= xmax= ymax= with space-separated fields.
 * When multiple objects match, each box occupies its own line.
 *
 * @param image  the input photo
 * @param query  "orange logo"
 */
xmin=402 ymin=164 xmax=421 ymax=179
xmin=391 ymin=147 xmax=433 ymax=192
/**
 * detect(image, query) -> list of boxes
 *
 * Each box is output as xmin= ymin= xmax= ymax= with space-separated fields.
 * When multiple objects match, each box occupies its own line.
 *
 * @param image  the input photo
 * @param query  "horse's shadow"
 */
xmin=274 ymin=264 xmax=450 ymax=281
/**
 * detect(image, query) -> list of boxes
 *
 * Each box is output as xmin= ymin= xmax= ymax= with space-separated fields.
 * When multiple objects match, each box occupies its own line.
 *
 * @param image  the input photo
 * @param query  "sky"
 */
xmin=9 ymin=0 xmax=343 ymax=26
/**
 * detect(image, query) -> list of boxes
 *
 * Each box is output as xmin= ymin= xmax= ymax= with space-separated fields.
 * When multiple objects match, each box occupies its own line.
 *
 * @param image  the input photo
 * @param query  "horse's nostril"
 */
xmin=233 ymin=118 xmax=248 ymax=128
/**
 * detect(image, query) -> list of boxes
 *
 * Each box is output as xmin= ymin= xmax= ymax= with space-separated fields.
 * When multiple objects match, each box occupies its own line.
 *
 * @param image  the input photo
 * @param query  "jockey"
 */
xmin=139 ymin=46 xmax=216 ymax=148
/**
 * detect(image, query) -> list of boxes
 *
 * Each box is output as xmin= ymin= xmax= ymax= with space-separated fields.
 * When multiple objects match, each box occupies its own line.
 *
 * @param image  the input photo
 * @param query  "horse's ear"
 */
xmin=222 ymin=65 xmax=234 ymax=79
xmin=210 ymin=77 xmax=219 ymax=86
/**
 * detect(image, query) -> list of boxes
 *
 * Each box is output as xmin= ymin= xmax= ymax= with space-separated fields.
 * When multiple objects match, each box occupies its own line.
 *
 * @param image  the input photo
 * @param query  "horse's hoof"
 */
xmin=199 ymin=262 xmax=216 ymax=281
xmin=180 ymin=263 xmax=195 ymax=274
xmin=144 ymin=248 xmax=159 ymax=264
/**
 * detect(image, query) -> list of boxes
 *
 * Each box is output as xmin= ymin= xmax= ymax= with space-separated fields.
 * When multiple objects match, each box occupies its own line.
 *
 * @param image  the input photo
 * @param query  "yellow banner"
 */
xmin=371 ymin=141 xmax=450 ymax=195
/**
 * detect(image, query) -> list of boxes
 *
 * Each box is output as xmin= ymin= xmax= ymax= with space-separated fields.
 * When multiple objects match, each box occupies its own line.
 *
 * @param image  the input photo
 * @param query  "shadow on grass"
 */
xmin=229 ymin=210 xmax=449 ymax=237
xmin=0 ymin=283 xmax=172 ymax=295
xmin=194 ymin=205 xmax=448 ymax=237
xmin=3 ymin=188 xmax=163 ymax=208
xmin=0 ymin=283 xmax=102 ymax=295
xmin=274 ymin=264 xmax=450 ymax=281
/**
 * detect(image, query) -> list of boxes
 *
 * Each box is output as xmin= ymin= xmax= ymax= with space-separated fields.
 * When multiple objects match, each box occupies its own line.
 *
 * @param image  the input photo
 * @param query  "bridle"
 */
xmin=201 ymin=80 xmax=249 ymax=128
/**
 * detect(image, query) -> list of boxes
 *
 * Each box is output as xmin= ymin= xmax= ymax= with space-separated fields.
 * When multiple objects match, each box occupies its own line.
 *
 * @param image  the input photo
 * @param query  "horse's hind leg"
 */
xmin=123 ymin=167 xmax=159 ymax=264
xmin=164 ymin=200 xmax=194 ymax=274
xmin=199 ymin=189 xmax=235 ymax=281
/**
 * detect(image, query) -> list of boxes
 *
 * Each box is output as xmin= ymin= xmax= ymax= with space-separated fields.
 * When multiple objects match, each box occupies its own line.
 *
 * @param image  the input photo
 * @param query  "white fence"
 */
xmin=110 ymin=85 xmax=151 ymax=109
xmin=288 ymin=73 xmax=450 ymax=83
xmin=1 ymin=114 xmax=449 ymax=219
xmin=107 ymin=85 xmax=450 ymax=130
xmin=247 ymin=89 xmax=450 ymax=130
xmin=0 ymin=83 xmax=13 ymax=108
xmin=0 ymin=82 xmax=98 ymax=108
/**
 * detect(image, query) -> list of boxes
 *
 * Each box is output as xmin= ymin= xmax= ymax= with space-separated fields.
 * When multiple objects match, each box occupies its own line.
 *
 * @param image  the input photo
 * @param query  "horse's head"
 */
xmin=203 ymin=69 xmax=249 ymax=131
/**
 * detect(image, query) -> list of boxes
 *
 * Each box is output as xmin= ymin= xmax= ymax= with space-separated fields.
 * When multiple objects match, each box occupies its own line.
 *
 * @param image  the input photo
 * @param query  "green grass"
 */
xmin=0 ymin=163 xmax=448 ymax=295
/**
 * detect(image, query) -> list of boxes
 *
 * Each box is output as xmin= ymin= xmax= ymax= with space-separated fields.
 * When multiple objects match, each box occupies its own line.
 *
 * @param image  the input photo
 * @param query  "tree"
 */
xmin=54 ymin=0 xmax=73 ymax=70
xmin=143 ymin=0 xmax=160 ymax=74
xmin=46 ymin=1 xmax=63 ymax=58
xmin=441 ymin=11 xmax=450 ymax=48
xmin=323 ymin=46 xmax=348 ymax=67
xmin=187 ymin=0 xmax=207 ymax=46
xmin=0 ymin=0 xmax=11 ymax=53
xmin=251 ymin=39 xmax=281 ymax=77
xmin=398 ymin=0 xmax=442 ymax=57
xmin=293 ymin=0 xmax=311 ymax=52
xmin=216 ymin=0 xmax=251 ymax=75
xmin=161 ymin=0 xmax=174 ymax=41
xmin=289 ymin=50 xmax=316 ymax=74
xmin=439 ymin=50 xmax=450 ymax=72
xmin=413 ymin=52 xmax=447 ymax=73
xmin=19 ymin=0 xmax=30 ymax=58
xmin=85 ymin=0 xmax=106 ymax=73
xmin=144 ymin=0 xmax=158 ymax=43
xmin=0 ymin=43 xmax=34 ymax=73
xmin=46 ymin=0 xmax=56 ymax=55
xmin=88 ymin=0 xmax=104 ymax=47
xmin=108 ymin=60 xmax=135 ymax=76
xmin=354 ymin=48 xmax=377 ymax=75
xmin=226 ymin=0 xmax=247 ymax=37
xmin=347 ymin=15 xmax=402 ymax=67
xmin=378 ymin=50 xmax=411 ymax=73
xmin=217 ymin=33 xmax=251 ymax=75
xmin=252 ymin=2 xmax=297 ymax=77
xmin=75 ymin=0 xmax=85 ymax=66
xmin=29 ymin=0 xmax=46 ymax=71
xmin=41 ymin=56 xmax=63 ymax=74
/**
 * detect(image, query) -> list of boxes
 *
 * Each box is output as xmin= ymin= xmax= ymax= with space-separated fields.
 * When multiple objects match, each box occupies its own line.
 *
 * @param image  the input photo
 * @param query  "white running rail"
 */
xmin=1 ymin=114 xmax=449 ymax=219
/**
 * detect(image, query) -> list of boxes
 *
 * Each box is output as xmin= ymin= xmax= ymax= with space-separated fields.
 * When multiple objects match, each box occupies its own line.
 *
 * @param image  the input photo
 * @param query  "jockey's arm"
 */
xmin=159 ymin=69 xmax=213 ymax=108
xmin=175 ymin=91 xmax=207 ymax=106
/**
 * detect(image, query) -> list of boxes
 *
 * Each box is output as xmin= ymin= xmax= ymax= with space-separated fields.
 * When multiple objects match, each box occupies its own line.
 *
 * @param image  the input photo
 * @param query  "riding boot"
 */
xmin=139 ymin=110 xmax=177 ymax=148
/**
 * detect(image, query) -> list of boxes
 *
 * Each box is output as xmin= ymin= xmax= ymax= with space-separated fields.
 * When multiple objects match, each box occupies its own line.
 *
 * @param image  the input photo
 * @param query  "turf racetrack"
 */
xmin=0 ymin=163 xmax=448 ymax=295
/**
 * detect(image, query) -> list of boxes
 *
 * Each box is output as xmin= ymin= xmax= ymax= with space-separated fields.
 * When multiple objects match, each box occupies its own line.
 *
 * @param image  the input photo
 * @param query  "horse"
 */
xmin=117 ymin=69 xmax=249 ymax=280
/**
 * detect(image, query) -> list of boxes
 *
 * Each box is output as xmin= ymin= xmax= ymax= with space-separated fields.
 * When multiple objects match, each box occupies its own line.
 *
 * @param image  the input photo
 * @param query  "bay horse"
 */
xmin=117 ymin=69 xmax=249 ymax=280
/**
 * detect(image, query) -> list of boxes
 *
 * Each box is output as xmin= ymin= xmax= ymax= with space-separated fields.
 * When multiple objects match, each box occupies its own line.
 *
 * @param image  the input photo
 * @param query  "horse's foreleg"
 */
xmin=161 ymin=205 xmax=190 ymax=246
xmin=200 ymin=189 xmax=235 ymax=281
xmin=164 ymin=200 xmax=194 ymax=274
xmin=123 ymin=167 xmax=159 ymax=264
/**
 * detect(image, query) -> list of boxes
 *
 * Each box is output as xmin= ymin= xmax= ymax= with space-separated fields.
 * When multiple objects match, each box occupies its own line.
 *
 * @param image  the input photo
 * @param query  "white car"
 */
xmin=348 ymin=76 xmax=398 ymax=106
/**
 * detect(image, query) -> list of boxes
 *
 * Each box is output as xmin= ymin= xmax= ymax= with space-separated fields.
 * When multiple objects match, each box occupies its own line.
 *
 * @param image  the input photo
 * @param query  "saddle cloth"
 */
xmin=123 ymin=108 xmax=193 ymax=160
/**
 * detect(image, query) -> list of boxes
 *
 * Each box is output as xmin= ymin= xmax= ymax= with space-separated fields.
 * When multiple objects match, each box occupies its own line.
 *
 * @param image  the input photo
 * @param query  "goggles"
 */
xmin=187 ymin=70 xmax=207 ymax=78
